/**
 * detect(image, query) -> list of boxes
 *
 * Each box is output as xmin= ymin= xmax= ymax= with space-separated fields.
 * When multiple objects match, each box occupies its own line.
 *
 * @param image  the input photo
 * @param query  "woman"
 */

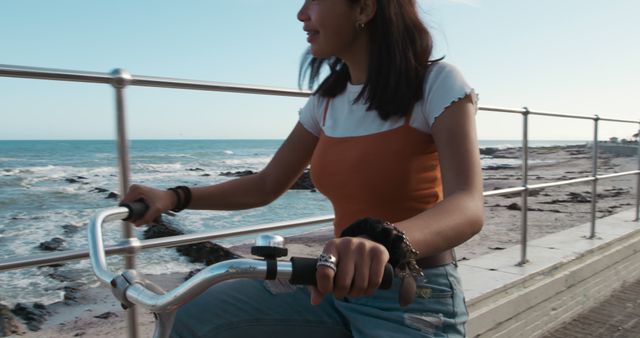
xmin=123 ymin=0 xmax=483 ymax=337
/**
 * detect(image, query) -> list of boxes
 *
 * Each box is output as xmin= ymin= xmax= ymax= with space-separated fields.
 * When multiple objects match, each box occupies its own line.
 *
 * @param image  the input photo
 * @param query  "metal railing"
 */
xmin=1 ymin=64 xmax=639 ymax=337
xmin=480 ymin=106 xmax=640 ymax=264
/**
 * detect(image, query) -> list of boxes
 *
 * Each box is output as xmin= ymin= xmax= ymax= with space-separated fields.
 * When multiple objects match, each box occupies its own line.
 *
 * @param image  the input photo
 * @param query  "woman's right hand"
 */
xmin=121 ymin=184 xmax=177 ymax=227
xmin=310 ymin=236 xmax=389 ymax=305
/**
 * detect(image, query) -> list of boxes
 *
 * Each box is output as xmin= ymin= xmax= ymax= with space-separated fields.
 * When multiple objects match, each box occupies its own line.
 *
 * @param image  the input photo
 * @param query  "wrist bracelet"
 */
xmin=168 ymin=186 xmax=192 ymax=212
xmin=340 ymin=217 xmax=423 ymax=279
xmin=387 ymin=222 xmax=424 ymax=279
xmin=341 ymin=217 xmax=423 ymax=306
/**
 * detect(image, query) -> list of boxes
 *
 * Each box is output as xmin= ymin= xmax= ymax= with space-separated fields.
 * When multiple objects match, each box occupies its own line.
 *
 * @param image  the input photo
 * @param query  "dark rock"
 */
xmin=11 ymin=303 xmax=49 ymax=331
xmin=65 ymin=177 xmax=88 ymax=185
xmin=290 ymin=169 xmax=315 ymax=190
xmin=44 ymin=263 xmax=65 ymax=268
xmin=507 ymin=203 xmax=521 ymax=211
xmin=106 ymin=192 xmax=119 ymax=199
xmin=0 ymin=303 xmax=24 ymax=336
xmin=502 ymin=190 xmax=541 ymax=198
xmin=492 ymin=153 xmax=520 ymax=159
xmin=201 ymin=173 xmax=211 ymax=177
xmin=484 ymin=164 xmax=514 ymax=171
xmin=62 ymin=285 xmax=81 ymax=305
xmin=62 ymin=224 xmax=81 ymax=235
xmin=176 ymin=242 xmax=243 ymax=266
xmin=541 ymin=192 xmax=592 ymax=204
xmin=90 ymin=187 xmax=109 ymax=193
xmin=479 ymin=147 xmax=500 ymax=156
xmin=219 ymin=170 xmax=256 ymax=177
xmin=47 ymin=272 xmax=75 ymax=283
xmin=39 ymin=237 xmax=65 ymax=251
xmin=143 ymin=222 xmax=184 ymax=239
xmin=142 ymin=219 xmax=242 ymax=266
xmin=73 ymin=331 xmax=86 ymax=336
xmin=94 ymin=311 xmax=117 ymax=320
xmin=598 ymin=188 xmax=629 ymax=199
xmin=218 ymin=169 xmax=316 ymax=190
xmin=541 ymin=200 xmax=561 ymax=205
xmin=567 ymin=192 xmax=590 ymax=203
xmin=489 ymin=246 xmax=506 ymax=250
xmin=186 ymin=168 xmax=205 ymax=172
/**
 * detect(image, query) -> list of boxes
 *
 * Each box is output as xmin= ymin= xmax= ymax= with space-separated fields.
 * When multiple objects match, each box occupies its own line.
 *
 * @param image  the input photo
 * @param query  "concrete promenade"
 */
xmin=542 ymin=276 xmax=640 ymax=338
xmin=463 ymin=208 xmax=640 ymax=337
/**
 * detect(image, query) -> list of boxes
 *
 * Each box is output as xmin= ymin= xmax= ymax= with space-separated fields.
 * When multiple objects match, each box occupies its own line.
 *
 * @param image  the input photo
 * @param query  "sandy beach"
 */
xmin=4 ymin=144 xmax=638 ymax=337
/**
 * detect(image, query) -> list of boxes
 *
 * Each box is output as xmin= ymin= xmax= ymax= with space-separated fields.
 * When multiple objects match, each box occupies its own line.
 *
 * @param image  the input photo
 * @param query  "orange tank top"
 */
xmin=310 ymin=100 xmax=444 ymax=237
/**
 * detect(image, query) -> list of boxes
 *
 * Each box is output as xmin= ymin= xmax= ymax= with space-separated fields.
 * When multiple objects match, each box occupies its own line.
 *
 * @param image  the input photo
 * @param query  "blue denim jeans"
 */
xmin=170 ymin=263 xmax=468 ymax=338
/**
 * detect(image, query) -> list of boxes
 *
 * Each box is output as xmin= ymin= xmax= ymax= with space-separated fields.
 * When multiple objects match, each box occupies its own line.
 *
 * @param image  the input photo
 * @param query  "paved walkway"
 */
xmin=542 ymin=276 xmax=640 ymax=338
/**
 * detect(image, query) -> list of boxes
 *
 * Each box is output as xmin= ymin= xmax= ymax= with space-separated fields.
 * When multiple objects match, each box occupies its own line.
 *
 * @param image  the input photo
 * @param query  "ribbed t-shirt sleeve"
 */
xmin=422 ymin=62 xmax=478 ymax=129
xmin=298 ymin=94 xmax=322 ymax=136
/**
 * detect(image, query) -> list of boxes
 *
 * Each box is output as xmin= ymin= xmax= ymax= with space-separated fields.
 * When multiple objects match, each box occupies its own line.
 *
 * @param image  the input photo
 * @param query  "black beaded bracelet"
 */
xmin=340 ymin=217 xmax=423 ymax=279
xmin=168 ymin=186 xmax=192 ymax=212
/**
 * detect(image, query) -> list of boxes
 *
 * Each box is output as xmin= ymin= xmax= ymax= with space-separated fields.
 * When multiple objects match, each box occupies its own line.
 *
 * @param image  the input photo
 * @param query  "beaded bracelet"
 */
xmin=167 ymin=186 xmax=192 ymax=212
xmin=341 ymin=217 xmax=423 ymax=306
xmin=340 ymin=217 xmax=423 ymax=279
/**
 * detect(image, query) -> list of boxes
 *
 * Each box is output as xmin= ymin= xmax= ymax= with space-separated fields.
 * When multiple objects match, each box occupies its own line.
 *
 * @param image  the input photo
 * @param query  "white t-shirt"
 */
xmin=298 ymin=62 xmax=478 ymax=137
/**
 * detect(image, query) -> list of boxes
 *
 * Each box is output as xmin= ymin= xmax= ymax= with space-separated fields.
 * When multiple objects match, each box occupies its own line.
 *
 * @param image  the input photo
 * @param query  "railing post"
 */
xmin=636 ymin=123 xmax=640 ymax=221
xmin=110 ymin=68 xmax=139 ymax=338
xmin=589 ymin=115 xmax=599 ymax=239
xmin=519 ymin=107 xmax=530 ymax=265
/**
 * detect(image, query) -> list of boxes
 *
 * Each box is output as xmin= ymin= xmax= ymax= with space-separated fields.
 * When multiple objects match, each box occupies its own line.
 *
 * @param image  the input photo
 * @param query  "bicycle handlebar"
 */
xmin=88 ymin=203 xmax=394 ymax=334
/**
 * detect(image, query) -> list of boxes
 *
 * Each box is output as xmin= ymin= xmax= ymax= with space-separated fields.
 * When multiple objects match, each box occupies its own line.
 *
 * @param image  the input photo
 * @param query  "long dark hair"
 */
xmin=298 ymin=0 xmax=440 ymax=120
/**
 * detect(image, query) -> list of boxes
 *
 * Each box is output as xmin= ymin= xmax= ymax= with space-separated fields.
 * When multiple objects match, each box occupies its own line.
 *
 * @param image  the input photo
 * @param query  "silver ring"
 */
xmin=316 ymin=253 xmax=337 ymax=272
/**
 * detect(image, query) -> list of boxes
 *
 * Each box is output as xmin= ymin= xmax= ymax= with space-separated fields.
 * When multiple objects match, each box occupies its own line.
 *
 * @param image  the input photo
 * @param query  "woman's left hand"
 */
xmin=310 ymin=237 xmax=389 ymax=305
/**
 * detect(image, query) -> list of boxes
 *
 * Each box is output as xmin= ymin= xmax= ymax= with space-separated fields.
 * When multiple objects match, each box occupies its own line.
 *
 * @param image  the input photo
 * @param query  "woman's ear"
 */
xmin=357 ymin=0 xmax=376 ymax=25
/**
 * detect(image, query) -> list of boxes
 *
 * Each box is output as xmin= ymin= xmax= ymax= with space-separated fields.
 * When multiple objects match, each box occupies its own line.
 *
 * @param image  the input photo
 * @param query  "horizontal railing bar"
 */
xmin=2 ymin=64 xmax=637 ymax=124
xmin=0 ymin=214 xmax=334 ymax=273
xmin=483 ymin=170 xmax=640 ymax=198
xmin=137 ymin=214 xmax=334 ymax=250
xmin=478 ymin=106 xmax=525 ymax=114
xmin=0 ymin=64 xmax=113 ymax=84
xmin=598 ymin=170 xmax=640 ymax=180
xmin=0 ymin=243 xmax=130 ymax=272
xmin=131 ymin=75 xmax=311 ymax=97
xmin=480 ymin=105 xmax=638 ymax=124
xmin=528 ymin=177 xmax=595 ymax=190
xmin=483 ymin=186 xmax=526 ymax=197
xmin=0 ymin=64 xmax=311 ymax=98
xmin=598 ymin=117 xmax=640 ymax=124
xmin=528 ymin=111 xmax=596 ymax=121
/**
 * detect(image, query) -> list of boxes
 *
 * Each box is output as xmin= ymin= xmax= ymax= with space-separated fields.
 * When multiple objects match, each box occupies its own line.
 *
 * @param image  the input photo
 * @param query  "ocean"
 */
xmin=0 ymin=139 xmax=586 ymax=305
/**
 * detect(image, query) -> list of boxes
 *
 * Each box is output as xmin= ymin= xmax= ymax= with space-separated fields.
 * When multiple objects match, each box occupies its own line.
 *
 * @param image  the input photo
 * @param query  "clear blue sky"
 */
xmin=0 ymin=0 xmax=638 ymax=141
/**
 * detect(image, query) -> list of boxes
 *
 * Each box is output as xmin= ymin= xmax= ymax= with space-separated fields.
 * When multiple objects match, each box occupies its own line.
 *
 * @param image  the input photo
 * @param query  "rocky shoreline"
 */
xmin=2 ymin=143 xmax=638 ymax=337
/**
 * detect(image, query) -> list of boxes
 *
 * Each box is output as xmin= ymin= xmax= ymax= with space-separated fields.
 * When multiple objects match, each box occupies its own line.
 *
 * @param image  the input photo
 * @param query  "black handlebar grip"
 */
xmin=289 ymin=257 xmax=394 ymax=290
xmin=120 ymin=200 xmax=149 ymax=222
